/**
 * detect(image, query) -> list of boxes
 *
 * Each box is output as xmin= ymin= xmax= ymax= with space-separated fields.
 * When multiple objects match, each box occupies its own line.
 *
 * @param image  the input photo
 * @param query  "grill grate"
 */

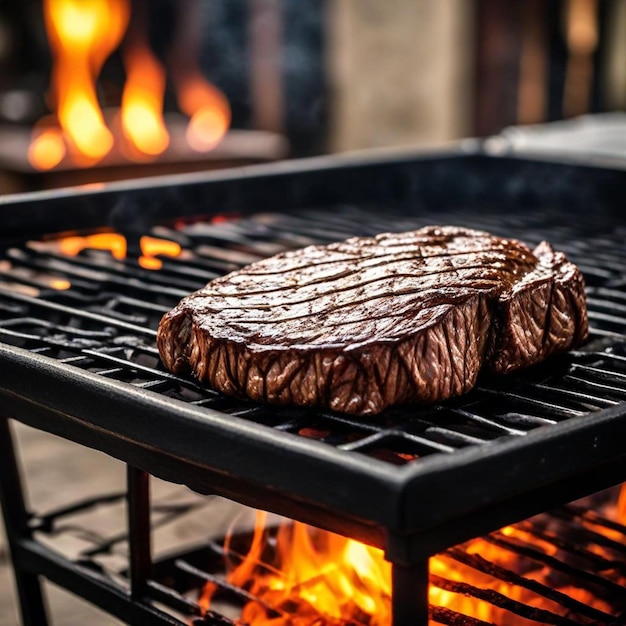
xmin=1 ymin=205 xmax=625 ymax=467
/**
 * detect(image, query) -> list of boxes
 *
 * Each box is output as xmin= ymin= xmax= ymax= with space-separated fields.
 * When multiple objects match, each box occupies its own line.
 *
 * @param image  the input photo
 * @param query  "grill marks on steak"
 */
xmin=157 ymin=226 xmax=588 ymax=415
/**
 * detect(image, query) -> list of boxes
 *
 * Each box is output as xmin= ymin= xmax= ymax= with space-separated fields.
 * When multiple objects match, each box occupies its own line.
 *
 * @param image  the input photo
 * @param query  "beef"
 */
xmin=157 ymin=226 xmax=588 ymax=416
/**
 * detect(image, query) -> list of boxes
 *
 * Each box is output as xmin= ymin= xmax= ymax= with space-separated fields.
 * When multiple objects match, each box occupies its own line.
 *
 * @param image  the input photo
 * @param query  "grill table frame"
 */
xmin=1 ymin=145 xmax=626 ymax=625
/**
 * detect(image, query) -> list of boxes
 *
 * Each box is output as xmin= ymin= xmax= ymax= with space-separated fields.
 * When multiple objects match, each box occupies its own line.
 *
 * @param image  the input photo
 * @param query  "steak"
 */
xmin=157 ymin=226 xmax=588 ymax=415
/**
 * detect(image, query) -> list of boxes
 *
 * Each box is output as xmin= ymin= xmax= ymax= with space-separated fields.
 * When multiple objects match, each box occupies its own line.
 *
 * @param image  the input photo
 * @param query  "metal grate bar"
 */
xmin=147 ymin=580 xmax=206 ymax=621
xmin=445 ymin=545 xmax=617 ymax=624
xmin=483 ymin=532 xmax=626 ymax=601
xmin=429 ymin=607 xmax=495 ymax=626
xmin=447 ymin=407 xmax=529 ymax=436
xmin=515 ymin=521 xmax=626 ymax=577
xmin=567 ymin=504 xmax=626 ymax=535
xmin=471 ymin=388 xmax=587 ymax=419
xmin=430 ymin=574 xmax=582 ymax=626
xmin=9 ymin=248 xmax=195 ymax=299
xmin=524 ymin=381 xmax=621 ymax=408
xmin=549 ymin=510 xmax=626 ymax=557
xmin=0 ymin=289 xmax=155 ymax=337
xmin=174 ymin=559 xmax=282 ymax=617
xmin=569 ymin=364 xmax=626 ymax=385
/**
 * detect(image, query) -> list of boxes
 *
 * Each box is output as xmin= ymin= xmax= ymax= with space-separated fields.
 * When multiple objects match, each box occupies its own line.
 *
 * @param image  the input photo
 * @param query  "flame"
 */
xmin=31 ymin=0 xmax=231 ymax=170
xmin=56 ymin=232 xmax=181 ymax=270
xmin=199 ymin=513 xmax=393 ymax=625
xmin=120 ymin=18 xmax=170 ymax=157
xmin=176 ymin=76 xmax=231 ymax=152
xmin=43 ymin=0 xmax=130 ymax=164
xmin=28 ymin=127 xmax=67 ymax=170
xmin=199 ymin=504 xmax=626 ymax=626
xmin=167 ymin=0 xmax=231 ymax=152
xmin=120 ymin=47 xmax=170 ymax=157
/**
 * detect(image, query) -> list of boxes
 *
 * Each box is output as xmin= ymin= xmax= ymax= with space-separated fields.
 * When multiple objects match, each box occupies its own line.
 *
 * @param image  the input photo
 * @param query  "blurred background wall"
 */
xmin=329 ymin=0 xmax=474 ymax=151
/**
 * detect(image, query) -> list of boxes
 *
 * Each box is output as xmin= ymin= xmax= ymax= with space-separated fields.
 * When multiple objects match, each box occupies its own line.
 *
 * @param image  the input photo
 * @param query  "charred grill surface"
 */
xmin=158 ymin=227 xmax=588 ymax=415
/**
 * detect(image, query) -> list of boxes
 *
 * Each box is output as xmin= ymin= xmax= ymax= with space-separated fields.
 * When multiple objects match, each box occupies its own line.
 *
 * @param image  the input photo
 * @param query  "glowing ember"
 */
xmin=42 ymin=0 xmax=130 ymax=164
xmin=59 ymin=233 xmax=127 ymax=260
xmin=199 ymin=501 xmax=626 ymax=625
xmin=140 ymin=236 xmax=182 ymax=258
xmin=57 ymin=232 xmax=181 ymax=270
xmin=49 ymin=278 xmax=71 ymax=290
xmin=138 ymin=235 xmax=181 ymax=269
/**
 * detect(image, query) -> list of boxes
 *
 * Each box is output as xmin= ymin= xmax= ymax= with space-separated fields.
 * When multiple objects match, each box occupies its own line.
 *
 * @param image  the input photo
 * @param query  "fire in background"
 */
xmin=28 ymin=0 xmax=231 ymax=171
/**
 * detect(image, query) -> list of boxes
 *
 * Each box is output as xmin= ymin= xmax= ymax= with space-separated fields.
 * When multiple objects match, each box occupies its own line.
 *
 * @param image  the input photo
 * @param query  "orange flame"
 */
xmin=30 ymin=1 xmax=231 ymax=170
xmin=176 ymin=76 xmax=231 ymax=152
xmin=167 ymin=0 xmax=231 ymax=152
xmin=120 ymin=46 xmax=170 ymax=157
xmin=28 ymin=126 xmax=67 ymax=171
xmin=119 ymin=8 xmax=170 ymax=158
xmin=57 ymin=232 xmax=181 ymax=270
xmin=200 ymin=505 xmax=625 ymax=625
xmin=42 ymin=0 xmax=130 ymax=164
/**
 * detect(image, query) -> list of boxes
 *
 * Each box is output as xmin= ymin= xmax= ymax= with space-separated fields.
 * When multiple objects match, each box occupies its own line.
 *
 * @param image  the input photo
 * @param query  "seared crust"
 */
xmin=157 ymin=226 xmax=588 ymax=415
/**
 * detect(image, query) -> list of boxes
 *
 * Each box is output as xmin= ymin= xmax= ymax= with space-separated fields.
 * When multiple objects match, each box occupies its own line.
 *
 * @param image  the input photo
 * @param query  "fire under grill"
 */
xmin=1 ymin=151 xmax=626 ymax=625
xmin=17 ymin=487 xmax=626 ymax=626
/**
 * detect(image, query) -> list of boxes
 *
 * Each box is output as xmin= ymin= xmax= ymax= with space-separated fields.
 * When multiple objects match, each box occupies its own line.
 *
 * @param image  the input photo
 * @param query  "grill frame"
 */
xmin=1 ymin=145 xmax=626 ymax=625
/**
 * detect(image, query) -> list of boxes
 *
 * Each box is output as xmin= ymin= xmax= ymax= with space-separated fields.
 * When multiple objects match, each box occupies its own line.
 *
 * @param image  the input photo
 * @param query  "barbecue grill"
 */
xmin=1 ymin=145 xmax=626 ymax=625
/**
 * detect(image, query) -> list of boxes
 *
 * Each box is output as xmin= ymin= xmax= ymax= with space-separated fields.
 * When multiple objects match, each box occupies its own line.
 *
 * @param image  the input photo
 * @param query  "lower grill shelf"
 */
xmin=10 ymin=447 xmax=626 ymax=626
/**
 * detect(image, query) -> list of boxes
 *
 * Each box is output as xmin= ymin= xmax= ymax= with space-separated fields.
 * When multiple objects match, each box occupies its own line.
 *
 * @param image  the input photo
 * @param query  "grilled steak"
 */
xmin=157 ymin=226 xmax=588 ymax=415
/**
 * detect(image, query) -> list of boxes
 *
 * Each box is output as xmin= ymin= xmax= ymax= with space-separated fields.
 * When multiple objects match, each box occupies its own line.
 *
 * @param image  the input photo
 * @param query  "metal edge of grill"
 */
xmin=2 ymin=144 xmax=625 ymax=241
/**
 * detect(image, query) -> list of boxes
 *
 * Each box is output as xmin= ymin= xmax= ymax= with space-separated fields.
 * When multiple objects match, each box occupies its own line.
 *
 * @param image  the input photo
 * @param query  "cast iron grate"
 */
xmin=28 ymin=486 xmax=626 ymax=625
xmin=0 ymin=205 xmax=625 ymax=467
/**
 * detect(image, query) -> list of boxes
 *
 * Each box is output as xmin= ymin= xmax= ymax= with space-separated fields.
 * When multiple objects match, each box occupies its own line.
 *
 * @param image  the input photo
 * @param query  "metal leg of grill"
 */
xmin=391 ymin=559 xmax=429 ymax=626
xmin=127 ymin=465 xmax=152 ymax=600
xmin=0 ymin=417 xmax=49 ymax=626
